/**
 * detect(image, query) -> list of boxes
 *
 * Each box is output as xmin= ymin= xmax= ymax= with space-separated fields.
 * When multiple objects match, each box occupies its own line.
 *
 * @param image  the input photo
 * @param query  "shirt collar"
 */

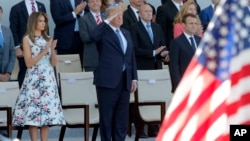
xmin=90 ymin=10 xmax=101 ymax=18
xmin=25 ymin=0 xmax=36 ymax=5
xmin=172 ymin=0 xmax=183 ymax=11
xmin=183 ymin=32 xmax=194 ymax=39
xmin=130 ymin=5 xmax=139 ymax=19
xmin=141 ymin=19 xmax=151 ymax=26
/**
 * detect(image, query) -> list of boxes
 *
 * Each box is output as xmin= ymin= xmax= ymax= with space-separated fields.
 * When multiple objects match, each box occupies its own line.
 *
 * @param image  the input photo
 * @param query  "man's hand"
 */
xmin=155 ymin=46 xmax=166 ymax=55
xmin=74 ymin=1 xmax=87 ymax=15
xmin=51 ymin=40 xmax=57 ymax=50
xmin=160 ymin=50 xmax=169 ymax=57
xmin=131 ymin=80 xmax=137 ymax=93
xmin=16 ymin=47 xmax=23 ymax=58
xmin=0 ymin=73 xmax=10 ymax=82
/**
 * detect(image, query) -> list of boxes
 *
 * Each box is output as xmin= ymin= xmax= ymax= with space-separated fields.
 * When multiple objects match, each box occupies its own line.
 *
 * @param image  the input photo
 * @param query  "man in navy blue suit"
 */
xmin=169 ymin=13 xmax=201 ymax=93
xmin=9 ymin=0 xmax=46 ymax=88
xmin=90 ymin=6 xmax=138 ymax=141
xmin=50 ymin=0 xmax=88 ymax=67
xmin=199 ymin=0 xmax=220 ymax=31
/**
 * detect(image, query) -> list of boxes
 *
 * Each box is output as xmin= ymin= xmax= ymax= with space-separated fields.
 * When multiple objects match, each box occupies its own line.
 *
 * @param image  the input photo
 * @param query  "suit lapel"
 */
xmin=21 ymin=1 xmax=29 ymax=21
xmin=138 ymin=21 xmax=154 ymax=46
xmin=128 ymin=6 xmax=138 ymax=23
xmin=37 ymin=3 xmax=43 ymax=12
xmin=181 ymin=34 xmax=195 ymax=53
xmin=89 ymin=13 xmax=97 ymax=26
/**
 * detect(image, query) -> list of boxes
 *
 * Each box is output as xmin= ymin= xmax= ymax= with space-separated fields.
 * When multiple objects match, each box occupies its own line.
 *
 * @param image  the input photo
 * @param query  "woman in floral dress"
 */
xmin=12 ymin=12 xmax=65 ymax=141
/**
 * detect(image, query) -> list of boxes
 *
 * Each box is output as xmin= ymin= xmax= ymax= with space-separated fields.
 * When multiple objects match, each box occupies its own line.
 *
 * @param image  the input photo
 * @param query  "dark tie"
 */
xmin=146 ymin=24 xmax=154 ymax=44
xmin=115 ymin=29 xmax=124 ymax=53
xmin=189 ymin=37 xmax=196 ymax=51
xmin=96 ymin=14 xmax=102 ymax=25
xmin=31 ymin=1 xmax=36 ymax=13
xmin=0 ymin=30 xmax=4 ymax=48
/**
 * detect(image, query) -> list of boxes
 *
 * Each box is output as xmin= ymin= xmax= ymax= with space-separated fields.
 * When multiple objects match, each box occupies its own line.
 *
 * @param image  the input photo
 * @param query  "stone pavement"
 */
xmin=10 ymin=126 xmax=156 ymax=141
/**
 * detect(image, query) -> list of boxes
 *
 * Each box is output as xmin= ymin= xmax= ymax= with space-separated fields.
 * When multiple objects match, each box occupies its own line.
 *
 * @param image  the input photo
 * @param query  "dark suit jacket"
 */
xmin=122 ymin=5 xmax=138 ymax=30
xmin=199 ymin=5 xmax=213 ymax=30
xmin=78 ymin=12 xmax=105 ymax=69
xmin=90 ymin=22 xmax=138 ymax=90
xmin=161 ymin=0 xmax=200 ymax=13
xmin=9 ymin=0 xmax=46 ymax=47
xmin=50 ymin=0 xmax=89 ymax=50
xmin=0 ymin=26 xmax=16 ymax=74
xmin=156 ymin=1 xmax=179 ymax=48
xmin=169 ymin=33 xmax=201 ymax=92
xmin=130 ymin=21 xmax=166 ymax=70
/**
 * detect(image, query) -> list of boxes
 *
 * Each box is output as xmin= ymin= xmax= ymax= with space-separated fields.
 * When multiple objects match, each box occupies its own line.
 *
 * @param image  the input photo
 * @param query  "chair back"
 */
xmin=137 ymin=69 xmax=172 ymax=103
xmin=0 ymin=82 xmax=19 ymax=127
xmin=59 ymin=72 xmax=99 ymax=124
xmin=136 ymin=68 xmax=173 ymax=122
xmin=0 ymin=82 xmax=19 ymax=108
xmin=55 ymin=54 xmax=82 ymax=82
xmin=10 ymin=59 xmax=19 ymax=81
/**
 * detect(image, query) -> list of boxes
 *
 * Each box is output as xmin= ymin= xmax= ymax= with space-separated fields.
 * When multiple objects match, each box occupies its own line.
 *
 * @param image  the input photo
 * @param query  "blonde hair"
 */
xmin=105 ymin=5 xmax=123 ymax=17
xmin=174 ymin=0 xmax=200 ymax=24
xmin=25 ymin=12 xmax=50 ymax=43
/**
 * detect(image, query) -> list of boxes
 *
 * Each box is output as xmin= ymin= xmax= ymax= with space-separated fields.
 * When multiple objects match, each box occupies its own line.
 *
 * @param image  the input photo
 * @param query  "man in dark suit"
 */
xmin=199 ymin=0 xmax=220 ymax=31
xmin=156 ymin=0 xmax=182 ymax=49
xmin=130 ymin=4 xmax=169 ymax=137
xmin=161 ymin=0 xmax=201 ymax=13
xmin=0 ymin=6 xmax=16 ymax=81
xmin=79 ymin=0 xmax=104 ymax=72
xmin=9 ymin=0 xmax=46 ymax=88
xmin=169 ymin=13 xmax=201 ymax=93
xmin=122 ymin=0 xmax=144 ymax=30
xmin=131 ymin=4 xmax=168 ymax=70
xmin=50 ymin=0 xmax=87 ymax=68
xmin=90 ymin=6 xmax=138 ymax=141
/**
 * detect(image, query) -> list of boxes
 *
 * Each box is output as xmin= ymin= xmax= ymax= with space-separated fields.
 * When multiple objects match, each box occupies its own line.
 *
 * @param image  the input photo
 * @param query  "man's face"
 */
xmin=110 ymin=11 xmax=123 ymax=28
xmin=88 ymin=0 xmax=102 ymax=12
xmin=183 ymin=16 xmax=198 ymax=35
xmin=139 ymin=5 xmax=152 ymax=22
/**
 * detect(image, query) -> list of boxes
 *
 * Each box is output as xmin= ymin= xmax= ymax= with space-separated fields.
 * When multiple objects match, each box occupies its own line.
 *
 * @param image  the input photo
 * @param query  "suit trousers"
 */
xmin=96 ymin=71 xmax=130 ymax=141
xmin=17 ymin=57 xmax=27 ymax=88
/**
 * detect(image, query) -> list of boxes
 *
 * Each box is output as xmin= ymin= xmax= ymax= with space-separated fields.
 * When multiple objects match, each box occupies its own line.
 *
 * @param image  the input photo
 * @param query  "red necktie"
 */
xmin=31 ymin=1 xmax=36 ymax=13
xmin=96 ymin=15 xmax=102 ymax=25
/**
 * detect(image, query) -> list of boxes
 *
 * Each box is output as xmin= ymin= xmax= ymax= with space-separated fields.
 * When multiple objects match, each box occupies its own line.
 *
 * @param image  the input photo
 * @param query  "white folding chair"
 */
xmin=59 ymin=72 xmax=99 ymax=141
xmin=10 ymin=58 xmax=19 ymax=81
xmin=0 ymin=82 xmax=19 ymax=138
xmin=135 ymin=68 xmax=172 ymax=141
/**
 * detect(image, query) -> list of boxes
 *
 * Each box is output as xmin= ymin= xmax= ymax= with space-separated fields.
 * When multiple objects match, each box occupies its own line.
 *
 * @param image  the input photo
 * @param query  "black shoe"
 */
xmin=148 ymin=125 xmax=159 ymax=137
xmin=139 ymin=131 xmax=148 ymax=138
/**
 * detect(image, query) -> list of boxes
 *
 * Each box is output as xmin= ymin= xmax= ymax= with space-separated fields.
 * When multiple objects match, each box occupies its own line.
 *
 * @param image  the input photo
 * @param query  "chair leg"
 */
xmin=127 ymin=103 xmax=132 ymax=137
xmin=85 ymin=126 xmax=89 ymax=141
xmin=135 ymin=123 xmax=144 ymax=141
xmin=17 ymin=128 xmax=23 ymax=139
xmin=91 ymin=126 xmax=98 ymax=141
xmin=59 ymin=126 xmax=66 ymax=141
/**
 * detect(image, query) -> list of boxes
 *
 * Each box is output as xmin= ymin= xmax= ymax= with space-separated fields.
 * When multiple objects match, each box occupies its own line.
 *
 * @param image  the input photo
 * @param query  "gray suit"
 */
xmin=79 ymin=12 xmax=104 ymax=71
xmin=0 ymin=25 xmax=16 ymax=75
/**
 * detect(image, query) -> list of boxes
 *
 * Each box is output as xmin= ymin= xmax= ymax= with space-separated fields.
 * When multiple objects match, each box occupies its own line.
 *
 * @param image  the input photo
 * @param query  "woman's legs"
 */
xmin=40 ymin=126 xmax=49 ymax=141
xmin=29 ymin=126 xmax=38 ymax=141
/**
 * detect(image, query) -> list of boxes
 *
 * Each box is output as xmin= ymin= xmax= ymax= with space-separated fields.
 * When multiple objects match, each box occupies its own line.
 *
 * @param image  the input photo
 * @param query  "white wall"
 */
xmin=0 ymin=0 xmax=210 ymax=36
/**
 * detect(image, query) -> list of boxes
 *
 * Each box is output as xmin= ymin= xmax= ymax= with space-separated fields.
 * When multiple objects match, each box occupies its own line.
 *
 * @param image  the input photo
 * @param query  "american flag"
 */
xmin=157 ymin=0 xmax=250 ymax=140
